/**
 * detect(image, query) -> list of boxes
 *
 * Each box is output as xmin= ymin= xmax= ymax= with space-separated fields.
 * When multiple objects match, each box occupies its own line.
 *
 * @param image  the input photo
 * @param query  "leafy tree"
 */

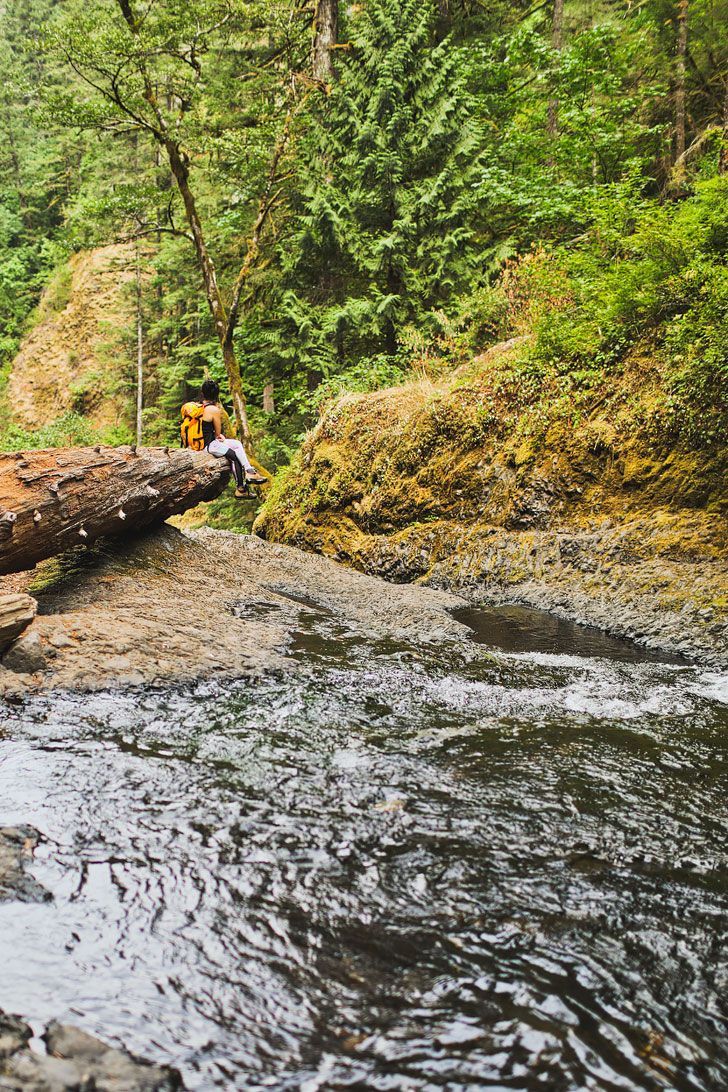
xmin=258 ymin=0 xmax=482 ymax=405
xmin=41 ymin=0 xmax=305 ymax=450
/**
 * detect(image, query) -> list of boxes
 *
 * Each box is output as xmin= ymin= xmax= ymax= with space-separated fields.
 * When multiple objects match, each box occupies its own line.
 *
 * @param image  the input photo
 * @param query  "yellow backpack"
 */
xmin=180 ymin=401 xmax=205 ymax=450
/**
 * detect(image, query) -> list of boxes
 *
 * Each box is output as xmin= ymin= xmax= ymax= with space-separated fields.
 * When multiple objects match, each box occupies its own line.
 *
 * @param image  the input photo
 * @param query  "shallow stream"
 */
xmin=1 ymin=605 xmax=728 ymax=1091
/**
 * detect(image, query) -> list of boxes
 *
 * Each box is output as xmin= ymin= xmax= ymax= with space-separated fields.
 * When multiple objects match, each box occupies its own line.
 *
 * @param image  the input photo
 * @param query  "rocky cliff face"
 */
xmin=254 ymin=340 xmax=728 ymax=663
xmin=4 ymin=243 xmax=137 ymax=432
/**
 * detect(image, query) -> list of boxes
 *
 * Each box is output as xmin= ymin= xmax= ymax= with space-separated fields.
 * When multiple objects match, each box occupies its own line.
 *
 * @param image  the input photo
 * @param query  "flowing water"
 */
xmin=1 ymin=604 xmax=728 ymax=1091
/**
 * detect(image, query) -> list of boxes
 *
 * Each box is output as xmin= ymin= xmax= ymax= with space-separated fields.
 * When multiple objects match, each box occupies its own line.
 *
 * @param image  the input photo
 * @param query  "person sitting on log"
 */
xmin=199 ymin=379 xmax=268 ymax=499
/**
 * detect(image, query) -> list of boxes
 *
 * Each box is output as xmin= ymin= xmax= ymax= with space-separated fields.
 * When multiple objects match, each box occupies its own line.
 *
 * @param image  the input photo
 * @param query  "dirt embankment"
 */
xmin=253 ymin=340 xmax=728 ymax=664
xmin=4 ymin=244 xmax=137 ymax=432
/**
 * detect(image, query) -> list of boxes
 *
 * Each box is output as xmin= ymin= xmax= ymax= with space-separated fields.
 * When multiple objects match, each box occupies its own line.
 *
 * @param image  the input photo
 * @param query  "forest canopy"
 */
xmin=1 ymin=0 xmax=728 ymax=466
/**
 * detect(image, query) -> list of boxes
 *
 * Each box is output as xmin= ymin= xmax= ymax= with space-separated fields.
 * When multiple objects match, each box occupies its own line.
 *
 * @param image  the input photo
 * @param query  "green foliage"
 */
xmin=310 ymin=353 xmax=410 ymax=412
xmin=259 ymin=0 xmax=481 ymax=405
xmin=0 ymin=410 xmax=130 ymax=451
xmin=468 ymin=175 xmax=728 ymax=443
xmin=199 ymin=489 xmax=260 ymax=533
xmin=467 ymin=17 xmax=666 ymax=252
xmin=3 ymin=0 xmax=728 ymax=486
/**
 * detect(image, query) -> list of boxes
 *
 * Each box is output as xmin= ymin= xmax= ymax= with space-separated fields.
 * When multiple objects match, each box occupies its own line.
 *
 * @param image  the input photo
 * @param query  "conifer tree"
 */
xmin=265 ymin=0 xmax=480 ymax=385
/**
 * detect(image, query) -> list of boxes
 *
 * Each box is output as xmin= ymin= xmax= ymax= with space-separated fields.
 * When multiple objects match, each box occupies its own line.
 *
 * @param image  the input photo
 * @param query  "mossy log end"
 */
xmin=0 ymin=445 xmax=230 ymax=575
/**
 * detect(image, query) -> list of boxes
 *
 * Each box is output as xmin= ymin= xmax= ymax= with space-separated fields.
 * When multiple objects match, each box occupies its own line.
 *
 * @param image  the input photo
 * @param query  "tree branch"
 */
xmin=119 ymin=225 xmax=194 ymax=243
xmin=223 ymin=91 xmax=306 ymax=346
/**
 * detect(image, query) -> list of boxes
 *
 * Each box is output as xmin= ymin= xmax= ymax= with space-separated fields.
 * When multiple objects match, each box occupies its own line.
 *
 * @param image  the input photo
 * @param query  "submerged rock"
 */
xmin=0 ymin=1009 xmax=181 ymax=1091
xmin=0 ymin=826 xmax=49 ymax=904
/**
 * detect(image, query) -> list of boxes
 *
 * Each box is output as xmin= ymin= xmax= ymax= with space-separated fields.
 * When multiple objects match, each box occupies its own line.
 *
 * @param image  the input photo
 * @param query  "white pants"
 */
xmin=207 ymin=438 xmax=254 ymax=485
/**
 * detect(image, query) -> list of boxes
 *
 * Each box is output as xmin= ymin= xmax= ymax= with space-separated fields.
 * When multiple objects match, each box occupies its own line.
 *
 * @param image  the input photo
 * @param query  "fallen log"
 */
xmin=0 ymin=592 xmax=37 ymax=651
xmin=0 ymin=445 xmax=230 ymax=575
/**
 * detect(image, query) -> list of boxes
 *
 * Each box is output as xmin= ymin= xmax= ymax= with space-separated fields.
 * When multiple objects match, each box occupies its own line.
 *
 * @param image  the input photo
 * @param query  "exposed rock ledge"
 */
xmin=0 ymin=525 xmax=467 ymax=696
xmin=251 ymin=348 xmax=728 ymax=667
xmin=275 ymin=513 xmax=728 ymax=667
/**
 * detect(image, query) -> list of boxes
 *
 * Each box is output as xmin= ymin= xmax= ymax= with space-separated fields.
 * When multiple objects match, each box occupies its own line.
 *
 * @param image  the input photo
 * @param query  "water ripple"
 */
xmin=0 ymin=610 xmax=727 ymax=1090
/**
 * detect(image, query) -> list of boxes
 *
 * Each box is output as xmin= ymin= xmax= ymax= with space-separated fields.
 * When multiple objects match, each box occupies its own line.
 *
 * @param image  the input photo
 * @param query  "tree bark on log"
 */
xmin=0 ymin=446 xmax=230 ymax=576
xmin=0 ymin=593 xmax=36 ymax=652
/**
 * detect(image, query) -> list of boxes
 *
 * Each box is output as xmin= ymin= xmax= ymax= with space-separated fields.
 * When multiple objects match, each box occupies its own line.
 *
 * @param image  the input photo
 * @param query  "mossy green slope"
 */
xmin=254 ymin=338 xmax=728 ymax=661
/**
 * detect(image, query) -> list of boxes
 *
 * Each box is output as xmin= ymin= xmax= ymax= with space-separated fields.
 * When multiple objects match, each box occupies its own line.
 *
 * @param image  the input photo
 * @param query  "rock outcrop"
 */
xmin=0 ymin=594 xmax=36 ymax=652
xmin=253 ymin=342 xmax=728 ymax=664
xmin=0 ymin=524 xmax=467 ymax=695
xmin=0 ymin=1010 xmax=181 ymax=1091
xmin=4 ymin=244 xmax=138 ymax=432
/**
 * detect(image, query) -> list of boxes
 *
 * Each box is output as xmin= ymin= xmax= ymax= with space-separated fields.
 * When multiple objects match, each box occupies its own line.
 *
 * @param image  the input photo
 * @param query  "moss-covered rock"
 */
xmin=254 ymin=338 xmax=728 ymax=662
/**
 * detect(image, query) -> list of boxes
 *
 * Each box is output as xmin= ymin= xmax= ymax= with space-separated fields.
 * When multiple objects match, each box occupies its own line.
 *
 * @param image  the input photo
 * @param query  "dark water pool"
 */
xmin=452 ymin=604 xmax=686 ymax=664
xmin=1 ymin=606 xmax=727 ymax=1091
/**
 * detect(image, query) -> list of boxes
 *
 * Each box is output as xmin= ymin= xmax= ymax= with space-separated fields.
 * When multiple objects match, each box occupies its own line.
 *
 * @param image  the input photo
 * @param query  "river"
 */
xmin=1 ymin=604 xmax=727 ymax=1091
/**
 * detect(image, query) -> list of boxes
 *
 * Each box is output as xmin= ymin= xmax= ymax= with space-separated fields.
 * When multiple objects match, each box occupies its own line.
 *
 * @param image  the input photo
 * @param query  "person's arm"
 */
xmin=213 ymin=405 xmax=224 ymax=440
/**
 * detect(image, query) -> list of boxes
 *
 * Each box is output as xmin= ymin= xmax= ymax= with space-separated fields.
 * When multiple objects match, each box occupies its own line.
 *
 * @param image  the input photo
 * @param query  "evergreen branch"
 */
xmin=518 ymin=0 xmax=551 ymax=21
xmin=506 ymin=73 xmax=539 ymax=98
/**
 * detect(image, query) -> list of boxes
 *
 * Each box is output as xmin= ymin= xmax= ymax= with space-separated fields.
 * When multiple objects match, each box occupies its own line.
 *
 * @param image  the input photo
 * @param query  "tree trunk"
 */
xmin=136 ymin=244 xmax=144 ymax=446
xmin=436 ymin=0 xmax=452 ymax=40
xmin=0 ymin=446 xmax=230 ymax=576
xmin=263 ymin=381 xmax=275 ymax=414
xmin=676 ymin=0 xmax=689 ymax=162
xmin=163 ymin=141 xmax=254 ymax=450
xmin=5 ymin=113 xmax=32 ymax=234
xmin=547 ymin=0 xmax=564 ymax=140
xmin=312 ymin=0 xmax=338 ymax=82
xmin=0 ymin=593 xmax=36 ymax=652
xmin=719 ymin=75 xmax=728 ymax=173
xmin=311 ymin=3 xmax=338 ymax=385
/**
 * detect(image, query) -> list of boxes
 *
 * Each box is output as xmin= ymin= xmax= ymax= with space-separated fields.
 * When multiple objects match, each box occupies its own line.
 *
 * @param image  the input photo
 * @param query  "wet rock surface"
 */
xmin=367 ymin=517 xmax=728 ymax=667
xmin=0 ymin=1010 xmax=181 ymax=1091
xmin=258 ymin=513 xmax=728 ymax=668
xmin=0 ymin=826 xmax=49 ymax=903
xmin=0 ymin=525 xmax=467 ymax=696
